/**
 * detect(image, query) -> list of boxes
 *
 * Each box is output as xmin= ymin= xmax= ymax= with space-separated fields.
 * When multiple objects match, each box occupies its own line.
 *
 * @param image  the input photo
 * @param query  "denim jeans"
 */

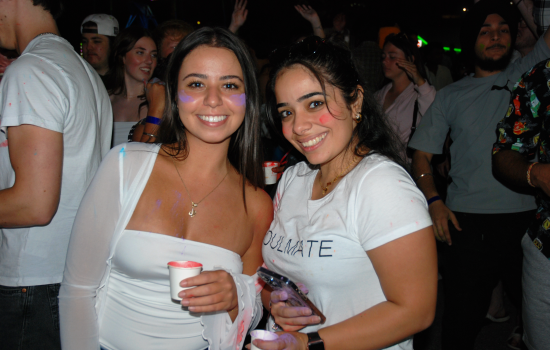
xmin=0 ymin=283 xmax=61 ymax=350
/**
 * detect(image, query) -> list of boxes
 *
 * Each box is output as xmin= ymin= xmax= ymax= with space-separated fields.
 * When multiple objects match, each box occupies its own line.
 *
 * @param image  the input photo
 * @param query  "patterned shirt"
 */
xmin=493 ymin=58 xmax=550 ymax=258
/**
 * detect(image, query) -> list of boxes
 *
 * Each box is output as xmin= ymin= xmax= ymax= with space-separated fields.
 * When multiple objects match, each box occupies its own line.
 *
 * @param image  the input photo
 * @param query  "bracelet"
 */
xmin=143 ymin=133 xmax=157 ymax=138
xmin=145 ymin=116 xmax=161 ymax=125
xmin=427 ymin=195 xmax=441 ymax=206
xmin=306 ymin=332 xmax=325 ymax=350
xmin=415 ymin=172 xmax=433 ymax=182
xmin=527 ymin=162 xmax=538 ymax=187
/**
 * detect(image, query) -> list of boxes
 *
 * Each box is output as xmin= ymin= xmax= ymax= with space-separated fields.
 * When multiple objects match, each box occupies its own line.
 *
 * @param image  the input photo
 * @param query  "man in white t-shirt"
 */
xmin=0 ymin=0 xmax=112 ymax=348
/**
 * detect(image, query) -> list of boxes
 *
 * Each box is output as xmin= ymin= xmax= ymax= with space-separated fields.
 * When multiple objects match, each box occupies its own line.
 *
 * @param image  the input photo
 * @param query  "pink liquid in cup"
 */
xmin=167 ymin=261 xmax=203 ymax=301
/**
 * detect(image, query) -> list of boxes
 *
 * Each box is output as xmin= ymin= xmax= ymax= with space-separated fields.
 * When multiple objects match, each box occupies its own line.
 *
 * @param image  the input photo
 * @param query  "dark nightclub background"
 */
xmin=61 ymin=0 xmax=472 ymax=57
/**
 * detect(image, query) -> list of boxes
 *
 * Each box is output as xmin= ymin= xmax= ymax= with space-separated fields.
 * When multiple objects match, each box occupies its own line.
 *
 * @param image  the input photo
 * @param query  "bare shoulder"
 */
xmin=245 ymin=183 xmax=273 ymax=217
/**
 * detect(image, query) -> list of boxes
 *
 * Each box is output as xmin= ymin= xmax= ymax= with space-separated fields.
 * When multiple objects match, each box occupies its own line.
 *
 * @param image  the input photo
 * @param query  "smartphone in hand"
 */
xmin=257 ymin=266 xmax=326 ymax=324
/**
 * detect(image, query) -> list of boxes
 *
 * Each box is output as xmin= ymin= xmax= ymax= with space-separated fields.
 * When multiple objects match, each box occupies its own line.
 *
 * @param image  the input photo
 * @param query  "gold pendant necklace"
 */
xmin=171 ymin=156 xmax=228 ymax=217
xmin=319 ymin=157 xmax=359 ymax=195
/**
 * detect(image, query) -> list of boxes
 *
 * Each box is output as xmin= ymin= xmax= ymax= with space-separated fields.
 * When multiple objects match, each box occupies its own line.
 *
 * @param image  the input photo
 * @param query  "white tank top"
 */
xmin=99 ymin=230 xmax=243 ymax=350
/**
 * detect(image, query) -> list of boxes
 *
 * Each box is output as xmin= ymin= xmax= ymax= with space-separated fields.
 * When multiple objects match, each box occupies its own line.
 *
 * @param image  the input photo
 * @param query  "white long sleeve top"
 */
xmin=59 ymin=142 xmax=262 ymax=350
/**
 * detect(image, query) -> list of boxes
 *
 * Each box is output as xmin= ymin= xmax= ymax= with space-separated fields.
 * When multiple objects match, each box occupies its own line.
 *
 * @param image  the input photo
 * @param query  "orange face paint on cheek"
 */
xmin=319 ymin=113 xmax=332 ymax=124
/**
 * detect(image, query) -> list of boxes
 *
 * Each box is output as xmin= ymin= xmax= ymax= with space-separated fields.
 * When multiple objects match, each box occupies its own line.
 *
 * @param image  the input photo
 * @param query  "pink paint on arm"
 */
xmin=178 ymin=90 xmax=194 ymax=103
xmin=229 ymin=93 xmax=246 ymax=106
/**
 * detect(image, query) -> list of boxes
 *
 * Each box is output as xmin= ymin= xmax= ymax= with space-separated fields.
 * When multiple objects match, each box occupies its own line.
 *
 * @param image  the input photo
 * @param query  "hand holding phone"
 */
xmin=257 ymin=267 xmax=325 ymax=332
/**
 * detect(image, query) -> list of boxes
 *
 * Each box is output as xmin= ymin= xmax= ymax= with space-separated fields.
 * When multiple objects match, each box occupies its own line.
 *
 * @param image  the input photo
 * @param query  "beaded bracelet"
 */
xmin=527 ymin=162 xmax=538 ymax=187
xmin=145 ymin=116 xmax=161 ymax=125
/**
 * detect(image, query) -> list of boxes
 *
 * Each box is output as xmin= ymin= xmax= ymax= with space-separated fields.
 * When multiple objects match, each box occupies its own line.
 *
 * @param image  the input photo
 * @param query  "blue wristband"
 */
xmin=427 ymin=195 xmax=441 ymax=206
xmin=145 ymin=116 xmax=161 ymax=125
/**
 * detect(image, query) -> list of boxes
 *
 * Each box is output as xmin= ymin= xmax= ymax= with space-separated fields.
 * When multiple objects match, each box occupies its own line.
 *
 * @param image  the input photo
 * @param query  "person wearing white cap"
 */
xmin=81 ymin=14 xmax=119 ymax=76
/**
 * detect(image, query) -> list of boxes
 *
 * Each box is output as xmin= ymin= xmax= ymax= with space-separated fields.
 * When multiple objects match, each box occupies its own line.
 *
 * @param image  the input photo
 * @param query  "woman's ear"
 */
xmin=351 ymin=85 xmax=364 ymax=117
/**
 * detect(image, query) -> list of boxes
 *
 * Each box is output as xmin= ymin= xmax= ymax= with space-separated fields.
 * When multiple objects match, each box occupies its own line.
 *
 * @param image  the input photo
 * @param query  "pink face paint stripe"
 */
xmin=178 ymin=90 xmax=194 ymax=103
xmin=229 ymin=93 xmax=246 ymax=106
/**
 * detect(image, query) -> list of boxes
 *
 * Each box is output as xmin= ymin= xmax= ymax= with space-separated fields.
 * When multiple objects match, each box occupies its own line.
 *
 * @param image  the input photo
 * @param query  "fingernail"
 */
xmin=180 ymin=280 xmax=188 ymax=287
xmin=314 ymin=316 xmax=321 ymax=323
xmin=302 ymin=308 xmax=312 ymax=316
xmin=179 ymin=291 xmax=186 ymax=298
xmin=181 ymin=299 xmax=190 ymax=306
xmin=188 ymin=306 xmax=196 ymax=311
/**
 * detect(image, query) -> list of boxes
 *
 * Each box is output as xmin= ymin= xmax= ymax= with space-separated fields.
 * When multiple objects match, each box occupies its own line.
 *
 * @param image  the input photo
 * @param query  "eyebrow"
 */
xmin=481 ymin=21 xmax=508 ymax=27
xmin=182 ymin=73 xmax=244 ymax=82
xmin=276 ymin=92 xmax=325 ymax=108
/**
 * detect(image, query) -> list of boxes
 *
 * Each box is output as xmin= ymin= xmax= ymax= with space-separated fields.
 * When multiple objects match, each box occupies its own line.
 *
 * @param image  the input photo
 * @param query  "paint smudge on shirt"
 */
xmin=119 ymin=147 xmax=126 ymax=158
xmin=178 ymin=90 xmax=194 ymax=103
xmin=229 ymin=93 xmax=246 ymax=106
xmin=0 ymin=140 xmax=8 ymax=147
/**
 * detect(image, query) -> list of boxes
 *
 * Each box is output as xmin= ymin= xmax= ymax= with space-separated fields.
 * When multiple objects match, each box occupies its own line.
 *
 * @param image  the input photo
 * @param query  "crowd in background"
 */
xmin=1 ymin=0 xmax=550 ymax=350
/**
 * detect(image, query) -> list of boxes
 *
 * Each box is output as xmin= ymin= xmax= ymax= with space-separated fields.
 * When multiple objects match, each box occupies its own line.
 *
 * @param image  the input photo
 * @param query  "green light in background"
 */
xmin=443 ymin=47 xmax=462 ymax=53
xmin=418 ymin=36 xmax=428 ymax=45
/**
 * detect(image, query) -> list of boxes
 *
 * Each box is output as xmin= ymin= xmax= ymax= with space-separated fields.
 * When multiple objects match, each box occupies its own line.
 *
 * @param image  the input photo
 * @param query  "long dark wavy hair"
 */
xmin=105 ymin=27 xmax=155 ymax=96
xmin=156 ymin=27 xmax=264 ymax=206
xmin=265 ymin=36 xmax=405 ymax=168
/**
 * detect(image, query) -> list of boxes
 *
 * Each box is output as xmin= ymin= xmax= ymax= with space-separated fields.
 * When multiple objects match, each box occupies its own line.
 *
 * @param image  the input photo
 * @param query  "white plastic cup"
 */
xmin=263 ymin=161 xmax=279 ymax=185
xmin=250 ymin=330 xmax=279 ymax=350
xmin=167 ymin=261 xmax=203 ymax=300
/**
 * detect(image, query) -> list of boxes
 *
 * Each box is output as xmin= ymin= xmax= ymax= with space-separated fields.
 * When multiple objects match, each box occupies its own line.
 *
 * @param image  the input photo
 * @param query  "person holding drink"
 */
xmin=59 ymin=27 xmax=272 ymax=350
xmin=254 ymin=37 xmax=437 ymax=350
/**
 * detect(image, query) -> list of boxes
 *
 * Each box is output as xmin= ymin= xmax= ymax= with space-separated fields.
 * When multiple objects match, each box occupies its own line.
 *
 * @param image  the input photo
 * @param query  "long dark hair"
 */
xmin=156 ymin=27 xmax=264 ymax=205
xmin=383 ymin=32 xmax=427 ymax=80
xmin=265 ymin=36 xmax=405 ymax=168
xmin=105 ymin=27 xmax=154 ymax=96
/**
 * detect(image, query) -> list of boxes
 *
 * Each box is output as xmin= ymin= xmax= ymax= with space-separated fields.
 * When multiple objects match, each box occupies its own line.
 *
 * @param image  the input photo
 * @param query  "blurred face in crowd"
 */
xmin=123 ymin=36 xmax=158 ymax=83
xmin=176 ymin=46 xmax=246 ymax=145
xmin=381 ymin=43 xmax=408 ymax=81
xmin=515 ymin=0 xmax=537 ymax=55
xmin=82 ymin=27 xmax=111 ymax=74
xmin=160 ymin=35 xmax=184 ymax=59
xmin=474 ymin=14 xmax=513 ymax=72
xmin=274 ymin=64 xmax=358 ymax=167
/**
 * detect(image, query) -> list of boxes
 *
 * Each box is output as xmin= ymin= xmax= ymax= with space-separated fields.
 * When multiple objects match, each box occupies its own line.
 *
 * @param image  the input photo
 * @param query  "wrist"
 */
xmin=416 ymin=77 xmax=426 ymax=86
xmin=427 ymin=195 xmax=442 ymax=206
xmin=527 ymin=162 xmax=540 ymax=187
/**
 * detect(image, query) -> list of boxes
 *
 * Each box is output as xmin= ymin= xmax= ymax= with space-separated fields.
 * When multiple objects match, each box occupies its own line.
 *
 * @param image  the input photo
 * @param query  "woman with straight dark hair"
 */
xmin=375 ymin=32 xmax=436 ymax=163
xmin=253 ymin=37 xmax=437 ymax=350
xmin=59 ymin=27 xmax=272 ymax=350
xmin=105 ymin=27 xmax=158 ymax=147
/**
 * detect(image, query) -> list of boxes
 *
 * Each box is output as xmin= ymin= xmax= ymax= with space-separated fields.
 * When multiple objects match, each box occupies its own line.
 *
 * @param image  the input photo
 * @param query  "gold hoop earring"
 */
xmin=354 ymin=113 xmax=362 ymax=123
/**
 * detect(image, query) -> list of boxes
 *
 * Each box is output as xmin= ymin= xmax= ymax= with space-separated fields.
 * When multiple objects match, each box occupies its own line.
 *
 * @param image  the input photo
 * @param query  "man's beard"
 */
xmin=475 ymin=46 xmax=513 ymax=72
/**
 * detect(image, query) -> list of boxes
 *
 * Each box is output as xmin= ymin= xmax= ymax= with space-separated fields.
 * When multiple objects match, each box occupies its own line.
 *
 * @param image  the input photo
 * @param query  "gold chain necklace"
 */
xmin=171 ymin=156 xmax=228 ymax=217
xmin=319 ymin=158 xmax=359 ymax=195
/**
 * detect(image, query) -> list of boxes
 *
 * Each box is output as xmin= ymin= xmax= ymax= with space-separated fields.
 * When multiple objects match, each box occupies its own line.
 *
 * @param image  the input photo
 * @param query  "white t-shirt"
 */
xmin=0 ymin=34 xmax=113 ymax=286
xmin=263 ymin=154 xmax=432 ymax=350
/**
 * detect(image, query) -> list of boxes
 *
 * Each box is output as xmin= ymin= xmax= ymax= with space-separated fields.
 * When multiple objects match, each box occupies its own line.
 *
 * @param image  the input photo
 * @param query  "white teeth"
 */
xmin=140 ymin=68 xmax=150 ymax=72
xmin=301 ymin=133 xmax=327 ymax=147
xmin=198 ymin=115 xmax=228 ymax=123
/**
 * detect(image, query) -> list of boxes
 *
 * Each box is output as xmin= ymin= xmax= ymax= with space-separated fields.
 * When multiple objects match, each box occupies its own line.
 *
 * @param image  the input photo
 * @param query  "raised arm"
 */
xmin=294 ymin=5 xmax=325 ymax=39
xmin=0 ymin=125 xmax=62 ymax=227
xmin=229 ymin=0 xmax=248 ymax=34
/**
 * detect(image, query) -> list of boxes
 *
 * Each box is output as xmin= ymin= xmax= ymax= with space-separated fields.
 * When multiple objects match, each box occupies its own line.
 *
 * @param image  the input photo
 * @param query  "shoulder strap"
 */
xmin=408 ymin=98 xmax=419 ymax=143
